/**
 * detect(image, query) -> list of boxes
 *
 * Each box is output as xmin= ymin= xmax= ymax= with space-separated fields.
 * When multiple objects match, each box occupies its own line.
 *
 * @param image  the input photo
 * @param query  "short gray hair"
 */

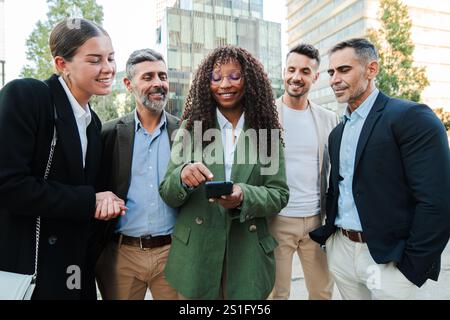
xmin=329 ymin=38 xmax=379 ymax=64
xmin=125 ymin=48 xmax=166 ymax=79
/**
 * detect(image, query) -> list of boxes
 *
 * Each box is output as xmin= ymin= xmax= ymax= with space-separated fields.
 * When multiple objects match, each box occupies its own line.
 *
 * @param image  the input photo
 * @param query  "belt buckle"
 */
xmin=139 ymin=236 xmax=148 ymax=251
xmin=357 ymin=232 xmax=363 ymax=243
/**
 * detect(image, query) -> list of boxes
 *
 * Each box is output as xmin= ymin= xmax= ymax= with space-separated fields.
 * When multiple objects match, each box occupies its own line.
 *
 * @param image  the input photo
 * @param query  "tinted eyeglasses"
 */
xmin=210 ymin=70 xmax=242 ymax=86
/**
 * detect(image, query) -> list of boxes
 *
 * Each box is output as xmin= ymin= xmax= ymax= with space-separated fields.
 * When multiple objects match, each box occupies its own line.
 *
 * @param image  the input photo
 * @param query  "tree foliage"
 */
xmin=367 ymin=0 xmax=429 ymax=102
xmin=21 ymin=0 xmax=103 ymax=79
xmin=21 ymin=0 xmax=135 ymax=122
xmin=92 ymin=91 xmax=135 ymax=123
xmin=433 ymin=108 xmax=450 ymax=132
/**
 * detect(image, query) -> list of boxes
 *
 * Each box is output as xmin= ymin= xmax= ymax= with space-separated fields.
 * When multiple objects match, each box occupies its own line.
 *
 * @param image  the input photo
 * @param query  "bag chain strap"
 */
xmin=33 ymin=125 xmax=57 ymax=281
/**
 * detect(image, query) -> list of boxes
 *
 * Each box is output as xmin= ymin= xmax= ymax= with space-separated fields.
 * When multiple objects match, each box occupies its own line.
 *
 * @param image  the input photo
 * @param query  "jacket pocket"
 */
xmin=259 ymin=235 xmax=278 ymax=254
xmin=172 ymin=224 xmax=191 ymax=245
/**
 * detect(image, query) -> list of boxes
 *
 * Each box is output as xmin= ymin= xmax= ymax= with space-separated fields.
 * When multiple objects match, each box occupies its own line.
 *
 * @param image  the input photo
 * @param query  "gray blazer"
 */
xmin=99 ymin=110 xmax=180 ymax=201
xmin=276 ymin=96 xmax=339 ymax=221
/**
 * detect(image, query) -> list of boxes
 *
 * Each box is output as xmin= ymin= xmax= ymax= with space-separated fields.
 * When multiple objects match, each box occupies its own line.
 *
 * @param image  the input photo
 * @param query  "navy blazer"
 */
xmin=0 ymin=75 xmax=102 ymax=299
xmin=310 ymin=92 xmax=450 ymax=287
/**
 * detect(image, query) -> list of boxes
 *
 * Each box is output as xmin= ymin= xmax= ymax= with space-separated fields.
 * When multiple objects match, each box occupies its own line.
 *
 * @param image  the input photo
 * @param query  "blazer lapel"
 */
xmin=231 ymin=122 xmax=256 ymax=184
xmin=204 ymin=120 xmax=226 ymax=182
xmin=209 ymin=151 xmax=226 ymax=182
xmin=332 ymin=121 xmax=345 ymax=184
xmin=116 ymin=113 xmax=135 ymax=197
xmin=45 ymin=75 xmax=84 ymax=184
xmin=275 ymin=97 xmax=285 ymax=140
xmin=165 ymin=111 xmax=180 ymax=148
xmin=354 ymin=92 xmax=388 ymax=170
xmin=309 ymin=103 xmax=325 ymax=172
xmin=84 ymin=110 xmax=101 ymax=185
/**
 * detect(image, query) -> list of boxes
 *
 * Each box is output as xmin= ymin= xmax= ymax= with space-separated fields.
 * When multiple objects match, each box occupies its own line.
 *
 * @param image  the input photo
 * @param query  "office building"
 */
xmin=157 ymin=0 xmax=283 ymax=116
xmin=287 ymin=0 xmax=450 ymax=112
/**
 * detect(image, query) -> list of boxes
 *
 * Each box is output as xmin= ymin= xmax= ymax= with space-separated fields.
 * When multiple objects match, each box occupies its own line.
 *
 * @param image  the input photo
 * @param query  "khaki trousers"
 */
xmin=96 ymin=241 xmax=177 ymax=300
xmin=326 ymin=230 xmax=417 ymax=300
xmin=269 ymin=214 xmax=333 ymax=300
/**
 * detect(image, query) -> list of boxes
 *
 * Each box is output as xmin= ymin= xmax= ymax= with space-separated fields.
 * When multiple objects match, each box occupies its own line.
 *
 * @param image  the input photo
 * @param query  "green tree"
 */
xmin=367 ymin=0 xmax=429 ymax=102
xmin=91 ymin=94 xmax=119 ymax=123
xmin=433 ymin=108 xmax=450 ymax=132
xmin=21 ymin=0 xmax=132 ymax=122
xmin=92 ymin=91 xmax=135 ymax=123
xmin=21 ymin=0 xmax=104 ymax=79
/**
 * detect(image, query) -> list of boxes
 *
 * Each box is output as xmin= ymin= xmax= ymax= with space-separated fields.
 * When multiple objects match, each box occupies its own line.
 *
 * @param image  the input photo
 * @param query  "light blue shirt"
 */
xmin=335 ymin=89 xmax=379 ymax=231
xmin=116 ymin=110 xmax=177 ymax=237
xmin=216 ymin=110 xmax=245 ymax=182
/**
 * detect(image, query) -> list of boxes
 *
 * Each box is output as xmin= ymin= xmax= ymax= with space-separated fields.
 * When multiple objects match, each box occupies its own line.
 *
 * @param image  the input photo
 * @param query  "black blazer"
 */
xmin=310 ymin=92 xmax=450 ymax=287
xmin=96 ymin=111 xmax=180 ymax=248
xmin=0 ymin=75 xmax=102 ymax=299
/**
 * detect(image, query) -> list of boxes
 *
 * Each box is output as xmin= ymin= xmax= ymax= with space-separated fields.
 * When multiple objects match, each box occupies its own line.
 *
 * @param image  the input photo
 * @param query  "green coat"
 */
xmin=159 ymin=120 xmax=289 ymax=299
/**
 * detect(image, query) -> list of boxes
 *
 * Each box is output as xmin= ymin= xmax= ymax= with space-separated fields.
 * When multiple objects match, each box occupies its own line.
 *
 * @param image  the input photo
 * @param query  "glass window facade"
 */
xmin=158 ymin=1 xmax=282 ymax=117
xmin=287 ymin=0 xmax=450 ymax=112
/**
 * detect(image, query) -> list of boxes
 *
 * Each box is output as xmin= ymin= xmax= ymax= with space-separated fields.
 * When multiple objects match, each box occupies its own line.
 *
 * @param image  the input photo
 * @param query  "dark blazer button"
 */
xmin=48 ymin=235 xmax=58 ymax=245
xmin=249 ymin=225 xmax=257 ymax=232
xmin=195 ymin=217 xmax=204 ymax=225
xmin=178 ymin=193 xmax=185 ymax=200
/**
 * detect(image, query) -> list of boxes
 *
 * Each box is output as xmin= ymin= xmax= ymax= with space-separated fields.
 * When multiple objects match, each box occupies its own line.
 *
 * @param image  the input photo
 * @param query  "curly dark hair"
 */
xmin=181 ymin=45 xmax=283 ymax=151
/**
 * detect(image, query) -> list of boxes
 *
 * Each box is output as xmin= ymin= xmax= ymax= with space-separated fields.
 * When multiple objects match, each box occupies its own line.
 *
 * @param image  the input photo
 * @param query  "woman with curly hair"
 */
xmin=159 ymin=45 xmax=289 ymax=299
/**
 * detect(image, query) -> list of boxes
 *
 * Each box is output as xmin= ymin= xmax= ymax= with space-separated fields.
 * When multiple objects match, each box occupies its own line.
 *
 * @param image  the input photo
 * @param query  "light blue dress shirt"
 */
xmin=116 ymin=110 xmax=177 ymax=237
xmin=335 ymin=89 xmax=379 ymax=231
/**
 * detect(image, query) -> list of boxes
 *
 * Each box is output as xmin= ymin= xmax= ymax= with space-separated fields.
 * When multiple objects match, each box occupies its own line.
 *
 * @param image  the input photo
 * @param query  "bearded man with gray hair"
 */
xmin=95 ymin=49 xmax=180 ymax=300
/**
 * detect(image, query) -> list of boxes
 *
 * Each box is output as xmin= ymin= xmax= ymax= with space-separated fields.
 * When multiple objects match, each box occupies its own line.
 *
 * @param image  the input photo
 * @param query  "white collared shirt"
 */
xmin=58 ymin=76 xmax=92 ymax=168
xmin=216 ymin=110 xmax=245 ymax=182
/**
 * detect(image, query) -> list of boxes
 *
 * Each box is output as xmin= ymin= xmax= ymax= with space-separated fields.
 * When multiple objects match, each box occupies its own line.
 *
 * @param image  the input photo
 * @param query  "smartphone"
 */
xmin=205 ymin=181 xmax=234 ymax=199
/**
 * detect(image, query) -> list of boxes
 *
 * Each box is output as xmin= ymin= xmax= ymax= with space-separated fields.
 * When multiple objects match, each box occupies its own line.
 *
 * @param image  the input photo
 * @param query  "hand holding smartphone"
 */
xmin=204 ymin=181 xmax=234 ymax=199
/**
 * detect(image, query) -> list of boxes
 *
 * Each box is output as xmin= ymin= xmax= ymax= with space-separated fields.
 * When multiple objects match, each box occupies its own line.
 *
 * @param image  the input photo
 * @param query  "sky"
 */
xmin=2 ymin=0 xmax=287 ymax=82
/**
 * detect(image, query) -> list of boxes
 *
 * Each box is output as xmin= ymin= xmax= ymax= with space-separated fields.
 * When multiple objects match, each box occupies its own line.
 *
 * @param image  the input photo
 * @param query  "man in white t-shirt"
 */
xmin=269 ymin=44 xmax=339 ymax=300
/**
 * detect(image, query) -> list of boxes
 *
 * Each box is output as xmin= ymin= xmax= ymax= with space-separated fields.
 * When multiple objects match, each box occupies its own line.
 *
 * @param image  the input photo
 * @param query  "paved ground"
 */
xmin=290 ymin=242 xmax=450 ymax=300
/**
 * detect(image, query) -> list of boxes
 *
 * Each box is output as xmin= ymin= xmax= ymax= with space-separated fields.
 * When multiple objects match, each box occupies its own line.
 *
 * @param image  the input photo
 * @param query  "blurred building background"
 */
xmin=155 ymin=0 xmax=283 ymax=116
xmin=286 ymin=0 xmax=450 ymax=113
xmin=0 ymin=0 xmax=6 ymax=88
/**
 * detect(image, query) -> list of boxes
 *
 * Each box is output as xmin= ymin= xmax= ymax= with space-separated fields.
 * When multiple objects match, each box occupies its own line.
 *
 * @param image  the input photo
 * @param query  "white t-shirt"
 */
xmin=280 ymin=104 xmax=320 ymax=217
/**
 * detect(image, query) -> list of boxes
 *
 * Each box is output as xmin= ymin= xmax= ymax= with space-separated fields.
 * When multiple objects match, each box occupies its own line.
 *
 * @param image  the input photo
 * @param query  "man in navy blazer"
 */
xmin=310 ymin=38 xmax=450 ymax=299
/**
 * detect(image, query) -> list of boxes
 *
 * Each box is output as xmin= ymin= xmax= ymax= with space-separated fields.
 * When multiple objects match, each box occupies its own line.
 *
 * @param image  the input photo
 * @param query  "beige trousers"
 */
xmin=326 ymin=230 xmax=417 ymax=300
xmin=96 ymin=241 xmax=178 ymax=300
xmin=269 ymin=214 xmax=333 ymax=300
